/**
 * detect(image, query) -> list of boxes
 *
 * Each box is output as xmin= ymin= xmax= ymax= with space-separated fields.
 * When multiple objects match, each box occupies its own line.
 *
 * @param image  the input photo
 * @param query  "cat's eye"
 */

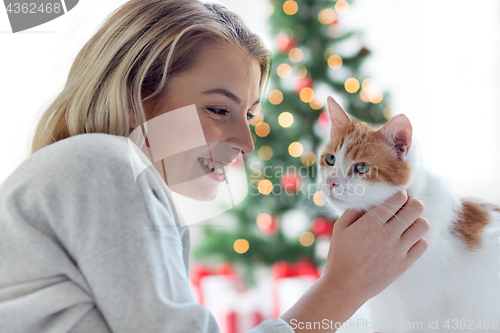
xmin=355 ymin=162 xmax=370 ymax=174
xmin=325 ymin=154 xmax=335 ymax=166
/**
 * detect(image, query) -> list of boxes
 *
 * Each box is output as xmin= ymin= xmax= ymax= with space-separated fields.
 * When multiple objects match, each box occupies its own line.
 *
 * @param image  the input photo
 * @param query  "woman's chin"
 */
xmin=170 ymin=178 xmax=219 ymax=201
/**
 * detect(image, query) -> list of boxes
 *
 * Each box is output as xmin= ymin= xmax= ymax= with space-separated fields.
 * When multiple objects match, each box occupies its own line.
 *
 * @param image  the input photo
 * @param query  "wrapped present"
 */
xmin=190 ymin=263 xmax=266 ymax=333
xmin=272 ymin=259 xmax=321 ymax=318
xmin=229 ymin=289 xmax=265 ymax=333
xmin=190 ymin=262 xmax=241 ymax=306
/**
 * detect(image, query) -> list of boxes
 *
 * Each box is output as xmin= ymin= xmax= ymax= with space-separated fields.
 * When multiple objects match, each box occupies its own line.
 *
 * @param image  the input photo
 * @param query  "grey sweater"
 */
xmin=0 ymin=133 xmax=293 ymax=333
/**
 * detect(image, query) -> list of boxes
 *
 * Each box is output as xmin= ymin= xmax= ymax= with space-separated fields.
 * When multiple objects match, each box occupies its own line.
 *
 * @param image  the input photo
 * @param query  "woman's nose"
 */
xmin=232 ymin=119 xmax=255 ymax=156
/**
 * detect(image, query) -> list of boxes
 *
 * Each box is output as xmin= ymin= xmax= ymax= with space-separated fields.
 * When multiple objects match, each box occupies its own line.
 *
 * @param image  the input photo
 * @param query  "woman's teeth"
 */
xmin=198 ymin=157 xmax=224 ymax=174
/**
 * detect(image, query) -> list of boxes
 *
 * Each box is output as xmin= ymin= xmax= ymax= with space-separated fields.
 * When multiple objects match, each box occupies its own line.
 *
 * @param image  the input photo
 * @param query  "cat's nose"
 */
xmin=327 ymin=179 xmax=339 ymax=190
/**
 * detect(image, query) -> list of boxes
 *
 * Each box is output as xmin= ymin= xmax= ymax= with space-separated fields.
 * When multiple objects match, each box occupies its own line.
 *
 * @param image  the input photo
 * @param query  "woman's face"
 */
xmin=142 ymin=43 xmax=261 ymax=200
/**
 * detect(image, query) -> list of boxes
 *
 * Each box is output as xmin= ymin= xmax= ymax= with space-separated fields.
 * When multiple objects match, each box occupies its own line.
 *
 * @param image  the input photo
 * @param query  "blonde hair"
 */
xmin=31 ymin=0 xmax=271 ymax=154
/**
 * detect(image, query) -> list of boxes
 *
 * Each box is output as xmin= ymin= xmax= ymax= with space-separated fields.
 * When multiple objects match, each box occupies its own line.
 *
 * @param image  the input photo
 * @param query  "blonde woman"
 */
xmin=0 ymin=0 xmax=428 ymax=332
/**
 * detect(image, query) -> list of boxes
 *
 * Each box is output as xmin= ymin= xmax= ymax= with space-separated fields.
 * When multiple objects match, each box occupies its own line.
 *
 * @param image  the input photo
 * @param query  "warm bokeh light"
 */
xmin=360 ymin=89 xmax=370 ymax=103
xmin=250 ymin=113 xmax=264 ymax=126
xmin=328 ymin=55 xmax=342 ymax=69
xmin=299 ymin=232 xmax=315 ymax=246
xmin=313 ymin=191 xmax=325 ymax=206
xmin=283 ymin=0 xmax=298 ymax=15
xmin=294 ymin=64 xmax=307 ymax=79
xmin=335 ymin=0 xmax=350 ymax=15
xmin=254 ymin=103 xmax=262 ymax=115
xmin=301 ymin=151 xmax=316 ymax=166
xmin=289 ymin=48 xmax=304 ymax=63
xmin=288 ymin=142 xmax=304 ymax=157
xmin=344 ymin=77 xmax=360 ymax=93
xmin=258 ymin=179 xmax=273 ymax=195
xmin=256 ymin=213 xmax=273 ymax=229
xmin=299 ymin=87 xmax=314 ymax=103
xmin=383 ymin=105 xmax=392 ymax=119
xmin=258 ymin=146 xmax=273 ymax=160
xmin=310 ymin=96 xmax=324 ymax=110
xmin=362 ymin=78 xmax=375 ymax=89
xmin=360 ymin=79 xmax=383 ymax=103
xmin=318 ymin=8 xmax=336 ymax=25
xmin=370 ymin=89 xmax=384 ymax=103
xmin=234 ymin=239 xmax=250 ymax=254
xmin=278 ymin=112 xmax=294 ymax=128
xmin=361 ymin=79 xmax=373 ymax=102
xmin=269 ymin=90 xmax=284 ymax=105
xmin=263 ymin=2 xmax=274 ymax=17
xmin=255 ymin=122 xmax=270 ymax=137
xmin=277 ymin=63 xmax=292 ymax=78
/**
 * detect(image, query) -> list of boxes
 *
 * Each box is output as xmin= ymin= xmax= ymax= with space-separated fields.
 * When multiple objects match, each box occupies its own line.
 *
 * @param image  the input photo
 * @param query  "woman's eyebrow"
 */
xmin=202 ymin=88 xmax=260 ymax=106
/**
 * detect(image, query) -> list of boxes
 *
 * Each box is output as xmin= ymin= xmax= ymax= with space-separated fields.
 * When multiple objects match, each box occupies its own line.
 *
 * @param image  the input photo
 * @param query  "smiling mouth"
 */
xmin=197 ymin=157 xmax=227 ymax=175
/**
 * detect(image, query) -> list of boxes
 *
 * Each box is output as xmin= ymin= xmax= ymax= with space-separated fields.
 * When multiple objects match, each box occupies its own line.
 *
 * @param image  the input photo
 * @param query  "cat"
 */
xmin=318 ymin=96 xmax=500 ymax=333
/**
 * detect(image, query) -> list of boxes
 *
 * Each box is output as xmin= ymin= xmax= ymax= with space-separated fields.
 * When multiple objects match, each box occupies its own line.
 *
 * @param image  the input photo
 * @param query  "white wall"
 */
xmin=1 ymin=0 xmax=499 ymax=203
xmin=0 ymin=0 xmax=133 ymax=180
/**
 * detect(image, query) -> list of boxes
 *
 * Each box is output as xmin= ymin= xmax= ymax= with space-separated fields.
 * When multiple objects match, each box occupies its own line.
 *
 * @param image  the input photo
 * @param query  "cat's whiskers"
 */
xmin=368 ymin=201 xmax=413 ymax=249
xmin=357 ymin=200 xmax=412 ymax=245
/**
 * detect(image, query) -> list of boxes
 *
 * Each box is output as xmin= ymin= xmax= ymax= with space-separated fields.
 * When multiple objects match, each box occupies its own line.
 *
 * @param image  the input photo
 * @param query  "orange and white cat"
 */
xmin=319 ymin=97 xmax=500 ymax=333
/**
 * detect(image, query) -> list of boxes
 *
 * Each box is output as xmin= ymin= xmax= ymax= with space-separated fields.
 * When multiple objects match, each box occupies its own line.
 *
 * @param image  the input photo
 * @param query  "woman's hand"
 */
xmin=281 ymin=191 xmax=429 ymax=332
xmin=322 ymin=190 xmax=429 ymax=305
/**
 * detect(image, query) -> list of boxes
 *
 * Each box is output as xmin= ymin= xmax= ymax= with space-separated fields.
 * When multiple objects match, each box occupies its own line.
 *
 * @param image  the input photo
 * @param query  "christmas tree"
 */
xmin=193 ymin=0 xmax=391 ymax=275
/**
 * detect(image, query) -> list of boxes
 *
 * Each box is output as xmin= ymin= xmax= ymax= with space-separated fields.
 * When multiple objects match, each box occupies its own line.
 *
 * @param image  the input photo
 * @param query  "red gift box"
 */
xmin=272 ymin=259 xmax=321 ymax=318
xmin=190 ymin=263 xmax=265 ymax=333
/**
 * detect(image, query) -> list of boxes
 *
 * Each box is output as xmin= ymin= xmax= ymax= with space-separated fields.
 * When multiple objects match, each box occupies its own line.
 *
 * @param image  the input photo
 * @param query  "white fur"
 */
xmin=319 ymin=138 xmax=500 ymax=333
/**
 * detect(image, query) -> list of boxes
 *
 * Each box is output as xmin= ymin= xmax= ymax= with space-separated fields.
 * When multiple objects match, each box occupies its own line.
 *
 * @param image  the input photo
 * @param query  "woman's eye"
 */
xmin=325 ymin=154 xmax=335 ymax=166
xmin=207 ymin=108 xmax=229 ymax=116
xmin=247 ymin=113 xmax=256 ymax=121
xmin=355 ymin=162 xmax=370 ymax=174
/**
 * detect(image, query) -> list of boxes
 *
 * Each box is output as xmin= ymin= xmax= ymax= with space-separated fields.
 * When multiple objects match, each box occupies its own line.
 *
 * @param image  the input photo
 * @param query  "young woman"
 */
xmin=0 ymin=0 xmax=429 ymax=332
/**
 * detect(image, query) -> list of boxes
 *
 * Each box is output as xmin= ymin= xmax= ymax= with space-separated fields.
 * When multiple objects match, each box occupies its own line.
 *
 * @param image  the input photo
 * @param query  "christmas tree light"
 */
xmin=233 ymin=239 xmax=250 ymax=254
xmin=278 ymin=112 xmax=294 ymax=127
xmin=283 ymin=1 xmax=298 ymax=15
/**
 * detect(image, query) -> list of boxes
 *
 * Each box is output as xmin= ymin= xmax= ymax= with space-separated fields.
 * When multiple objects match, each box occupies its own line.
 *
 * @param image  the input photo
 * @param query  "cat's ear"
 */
xmin=378 ymin=114 xmax=413 ymax=160
xmin=327 ymin=96 xmax=351 ymax=129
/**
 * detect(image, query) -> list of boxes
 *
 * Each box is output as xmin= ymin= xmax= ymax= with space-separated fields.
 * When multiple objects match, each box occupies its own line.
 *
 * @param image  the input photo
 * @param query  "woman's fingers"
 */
xmin=335 ymin=209 xmax=364 ymax=229
xmin=400 ymin=217 xmax=430 ymax=249
xmin=385 ymin=196 xmax=425 ymax=237
xmin=356 ymin=191 xmax=408 ymax=227
xmin=406 ymin=237 xmax=429 ymax=264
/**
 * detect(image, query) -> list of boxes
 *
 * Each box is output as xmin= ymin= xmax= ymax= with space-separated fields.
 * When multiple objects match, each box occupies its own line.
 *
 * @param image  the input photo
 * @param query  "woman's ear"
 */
xmin=327 ymin=96 xmax=351 ymax=130
xmin=378 ymin=114 xmax=413 ymax=160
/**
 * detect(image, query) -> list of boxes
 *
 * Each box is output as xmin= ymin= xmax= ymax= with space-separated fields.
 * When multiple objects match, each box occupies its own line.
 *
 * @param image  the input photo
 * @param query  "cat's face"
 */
xmin=319 ymin=97 xmax=413 ymax=213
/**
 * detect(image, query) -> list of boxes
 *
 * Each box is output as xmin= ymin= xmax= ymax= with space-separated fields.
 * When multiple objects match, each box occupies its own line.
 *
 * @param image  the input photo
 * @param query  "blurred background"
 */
xmin=1 ymin=1 xmax=499 ymax=332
